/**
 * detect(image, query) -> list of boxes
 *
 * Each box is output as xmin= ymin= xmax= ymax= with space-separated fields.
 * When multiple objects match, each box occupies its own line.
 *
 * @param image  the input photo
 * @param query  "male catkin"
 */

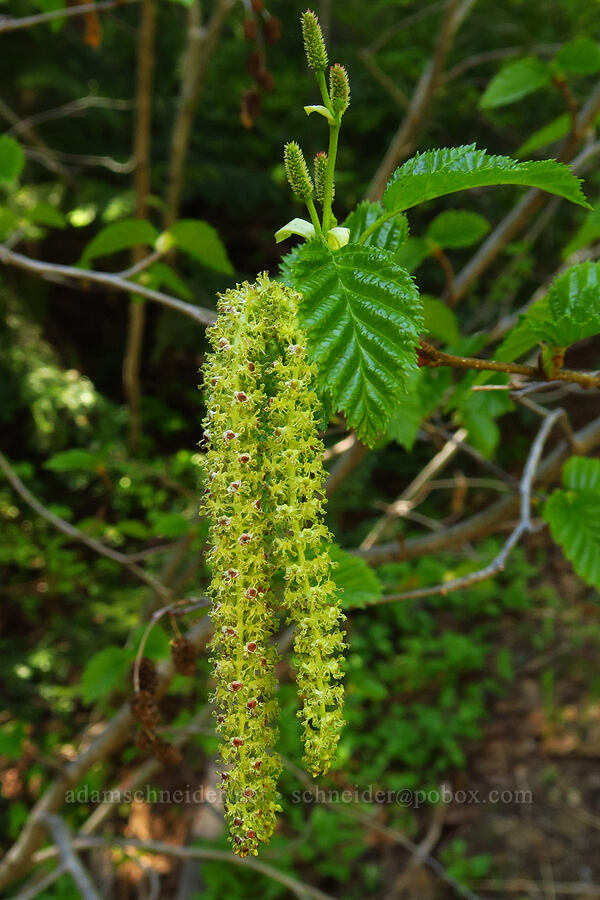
xmin=201 ymin=275 xmax=344 ymax=855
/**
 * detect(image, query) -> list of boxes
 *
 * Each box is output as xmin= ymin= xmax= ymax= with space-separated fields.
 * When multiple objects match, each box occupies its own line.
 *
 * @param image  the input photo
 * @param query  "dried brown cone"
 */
xmin=257 ymin=69 xmax=275 ymax=92
xmin=251 ymin=0 xmax=264 ymax=10
xmin=170 ymin=637 xmax=198 ymax=676
xmin=138 ymin=658 xmax=159 ymax=695
xmin=152 ymin=738 xmax=182 ymax=767
xmin=135 ymin=729 xmax=157 ymax=754
xmin=130 ymin=690 xmax=161 ymax=729
xmin=264 ymin=16 xmax=282 ymax=44
xmin=246 ymin=50 xmax=264 ymax=78
xmin=243 ymin=18 xmax=258 ymax=41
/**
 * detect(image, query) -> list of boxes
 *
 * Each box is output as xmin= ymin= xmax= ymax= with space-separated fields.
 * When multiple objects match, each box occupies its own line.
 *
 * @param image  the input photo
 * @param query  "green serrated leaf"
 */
xmin=330 ymin=544 xmax=382 ymax=609
xmin=81 ymin=218 xmax=158 ymax=264
xmin=556 ymin=37 xmax=600 ymax=76
xmin=0 ymin=136 xmax=25 ymax=186
xmin=427 ymin=210 xmax=490 ymax=249
xmin=544 ymin=457 xmax=600 ymax=590
xmin=344 ymin=201 xmax=408 ymax=252
xmin=531 ymin=261 xmax=600 ymax=347
xmin=516 ymin=114 xmax=571 ymax=158
xmin=480 ymin=57 xmax=551 ymax=109
xmin=285 ymin=241 xmax=423 ymax=446
xmin=383 ymin=144 xmax=589 ymax=213
xmin=168 ymin=219 xmax=233 ymax=274
xmin=81 ymin=646 xmax=131 ymax=704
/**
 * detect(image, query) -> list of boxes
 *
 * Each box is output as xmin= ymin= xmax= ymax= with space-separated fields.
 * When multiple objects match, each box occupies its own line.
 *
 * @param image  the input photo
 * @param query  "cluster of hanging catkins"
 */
xmin=201 ymin=275 xmax=345 ymax=856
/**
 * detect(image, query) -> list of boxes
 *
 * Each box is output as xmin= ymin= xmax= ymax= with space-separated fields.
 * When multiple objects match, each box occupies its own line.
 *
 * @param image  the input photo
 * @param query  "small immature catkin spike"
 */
xmin=313 ymin=151 xmax=330 ymax=205
xmin=283 ymin=141 xmax=314 ymax=199
xmin=301 ymin=9 xmax=328 ymax=72
xmin=329 ymin=63 xmax=350 ymax=114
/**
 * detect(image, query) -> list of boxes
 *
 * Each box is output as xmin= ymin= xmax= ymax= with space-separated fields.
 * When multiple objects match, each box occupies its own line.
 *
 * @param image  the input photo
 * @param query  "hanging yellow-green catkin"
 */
xmin=202 ymin=274 xmax=345 ymax=853
xmin=202 ymin=279 xmax=282 ymax=857
xmin=262 ymin=283 xmax=346 ymax=778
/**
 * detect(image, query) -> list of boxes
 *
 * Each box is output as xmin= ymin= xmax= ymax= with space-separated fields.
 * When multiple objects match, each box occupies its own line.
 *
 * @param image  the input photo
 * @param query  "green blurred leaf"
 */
xmin=480 ymin=57 xmax=551 ymax=109
xmin=0 ymin=136 xmax=25 ymax=185
xmin=168 ymin=219 xmax=233 ymax=274
xmin=556 ymin=37 xmax=600 ymax=76
xmin=544 ymin=457 xmax=600 ymax=590
xmin=0 ymin=207 xmax=19 ymax=239
xmin=148 ymin=511 xmax=190 ymax=538
xmin=386 ymin=367 xmax=449 ymax=451
xmin=25 ymin=201 xmax=67 ymax=229
xmin=383 ymin=144 xmax=589 ymax=213
xmin=562 ymin=205 xmax=600 ymax=258
xmin=81 ymin=218 xmax=158 ymax=264
xmin=285 ymin=241 xmax=423 ymax=446
xmin=421 ymin=296 xmax=460 ymax=344
xmin=81 ymin=646 xmax=131 ymax=703
xmin=330 ymin=544 xmax=382 ymax=609
xmin=143 ymin=261 xmax=194 ymax=301
xmin=427 ymin=210 xmax=490 ymax=249
xmin=516 ymin=114 xmax=570 ymax=158
xmin=44 ymin=449 xmax=101 ymax=472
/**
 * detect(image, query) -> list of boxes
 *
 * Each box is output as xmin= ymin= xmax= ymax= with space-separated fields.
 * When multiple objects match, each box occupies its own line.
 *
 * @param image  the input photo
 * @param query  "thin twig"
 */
xmin=418 ymin=339 xmax=600 ymax=389
xmin=355 ymin=410 xmax=600 ymax=565
xmin=41 ymin=816 xmax=102 ymax=900
xmin=5 ymin=96 xmax=133 ymax=137
xmin=0 ymin=0 xmax=141 ymax=33
xmin=0 ymin=244 xmax=216 ymax=325
xmin=34 ymin=836 xmax=335 ymax=900
xmin=123 ymin=0 xmax=156 ymax=453
xmin=370 ymin=409 xmax=562 ymax=604
xmin=360 ymin=427 xmax=468 ymax=550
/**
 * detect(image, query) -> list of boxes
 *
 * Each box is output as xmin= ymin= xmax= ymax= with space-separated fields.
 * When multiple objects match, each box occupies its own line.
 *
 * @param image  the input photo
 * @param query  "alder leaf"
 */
xmin=544 ymin=457 xmax=600 ymax=590
xmin=0 ymin=136 xmax=25 ymax=185
xmin=168 ymin=219 xmax=233 ymax=274
xmin=285 ymin=241 xmax=423 ymax=446
xmin=479 ymin=57 xmax=551 ymax=109
xmin=516 ymin=114 xmax=570 ymax=158
xmin=383 ymin=144 xmax=589 ymax=213
xmin=344 ymin=201 xmax=408 ymax=252
xmin=80 ymin=218 xmax=158 ymax=264
xmin=426 ymin=210 xmax=490 ymax=249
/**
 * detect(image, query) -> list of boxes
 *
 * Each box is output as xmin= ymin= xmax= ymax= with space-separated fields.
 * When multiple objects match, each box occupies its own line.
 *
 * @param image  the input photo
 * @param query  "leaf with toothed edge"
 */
xmin=383 ymin=144 xmax=590 ymax=213
xmin=284 ymin=241 xmax=423 ymax=446
xmin=544 ymin=457 xmax=600 ymax=590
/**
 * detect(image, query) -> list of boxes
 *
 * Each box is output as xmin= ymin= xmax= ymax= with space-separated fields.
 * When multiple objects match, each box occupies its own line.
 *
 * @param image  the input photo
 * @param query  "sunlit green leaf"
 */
xmin=480 ymin=57 xmax=551 ymax=109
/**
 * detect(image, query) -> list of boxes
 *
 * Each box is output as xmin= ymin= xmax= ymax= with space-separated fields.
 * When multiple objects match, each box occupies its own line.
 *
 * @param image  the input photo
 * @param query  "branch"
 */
xmin=163 ymin=0 xmax=235 ymax=228
xmin=0 ymin=0 xmax=140 ymax=33
xmin=0 ymin=245 xmax=216 ymax=325
xmin=41 ymin=816 xmax=102 ymax=900
xmin=360 ymin=427 xmax=468 ymax=551
xmin=5 ymin=96 xmax=133 ymax=137
xmin=34 ymin=836 xmax=335 ymax=900
xmin=418 ymin=339 xmax=600 ymax=389
xmin=366 ymin=0 xmax=477 ymax=201
xmin=124 ymin=0 xmax=156 ymax=453
xmin=355 ymin=410 xmax=600 ymax=565
xmin=0 ymin=450 xmax=174 ymax=601
xmin=374 ymin=409 xmax=563 ymax=605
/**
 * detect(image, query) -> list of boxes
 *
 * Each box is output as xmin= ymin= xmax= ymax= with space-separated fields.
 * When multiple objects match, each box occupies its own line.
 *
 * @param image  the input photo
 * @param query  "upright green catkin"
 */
xmin=202 ymin=274 xmax=345 ymax=852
